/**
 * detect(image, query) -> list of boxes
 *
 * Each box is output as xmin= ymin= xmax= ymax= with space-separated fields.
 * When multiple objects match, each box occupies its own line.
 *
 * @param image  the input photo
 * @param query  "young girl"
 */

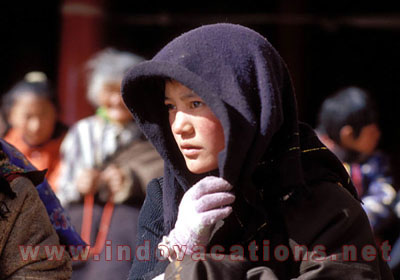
xmin=122 ymin=24 xmax=392 ymax=279
xmin=2 ymin=73 xmax=86 ymax=256
xmin=3 ymin=71 xmax=67 ymax=191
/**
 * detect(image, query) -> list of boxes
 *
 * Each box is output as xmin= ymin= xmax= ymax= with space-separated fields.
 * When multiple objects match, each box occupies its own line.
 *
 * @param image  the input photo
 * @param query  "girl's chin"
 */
xmin=186 ymin=162 xmax=218 ymax=175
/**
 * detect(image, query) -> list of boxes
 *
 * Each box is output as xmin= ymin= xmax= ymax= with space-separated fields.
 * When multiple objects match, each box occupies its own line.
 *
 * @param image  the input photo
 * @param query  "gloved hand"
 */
xmin=168 ymin=176 xmax=235 ymax=255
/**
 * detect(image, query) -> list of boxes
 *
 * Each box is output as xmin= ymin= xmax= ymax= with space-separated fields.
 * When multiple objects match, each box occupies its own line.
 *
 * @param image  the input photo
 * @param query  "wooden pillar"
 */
xmin=58 ymin=0 xmax=104 ymax=126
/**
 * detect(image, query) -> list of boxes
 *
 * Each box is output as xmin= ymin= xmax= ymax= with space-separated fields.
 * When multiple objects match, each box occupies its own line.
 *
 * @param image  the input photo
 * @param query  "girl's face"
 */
xmin=164 ymin=80 xmax=225 ymax=174
xmin=98 ymin=81 xmax=132 ymax=124
xmin=9 ymin=93 xmax=57 ymax=146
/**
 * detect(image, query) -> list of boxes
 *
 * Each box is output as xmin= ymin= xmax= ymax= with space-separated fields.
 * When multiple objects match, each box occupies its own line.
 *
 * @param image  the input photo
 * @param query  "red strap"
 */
xmin=91 ymin=201 xmax=114 ymax=255
xmin=81 ymin=194 xmax=114 ymax=256
xmin=81 ymin=194 xmax=94 ymax=244
xmin=351 ymin=163 xmax=363 ymax=196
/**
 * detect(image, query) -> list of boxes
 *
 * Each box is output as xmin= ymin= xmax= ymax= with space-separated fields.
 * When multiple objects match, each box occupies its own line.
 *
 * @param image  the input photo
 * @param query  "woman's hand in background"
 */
xmin=76 ymin=168 xmax=101 ymax=196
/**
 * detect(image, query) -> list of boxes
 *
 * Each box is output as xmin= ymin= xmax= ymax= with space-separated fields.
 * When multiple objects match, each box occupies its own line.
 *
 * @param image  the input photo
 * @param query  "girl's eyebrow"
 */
xmin=181 ymin=92 xmax=198 ymax=100
xmin=164 ymin=92 xmax=199 ymax=101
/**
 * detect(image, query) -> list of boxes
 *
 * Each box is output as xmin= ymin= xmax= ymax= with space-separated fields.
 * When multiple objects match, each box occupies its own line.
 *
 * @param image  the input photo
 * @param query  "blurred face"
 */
xmin=352 ymin=123 xmax=381 ymax=155
xmin=9 ymin=93 xmax=57 ymax=146
xmin=164 ymin=80 xmax=225 ymax=174
xmin=98 ymin=81 xmax=132 ymax=124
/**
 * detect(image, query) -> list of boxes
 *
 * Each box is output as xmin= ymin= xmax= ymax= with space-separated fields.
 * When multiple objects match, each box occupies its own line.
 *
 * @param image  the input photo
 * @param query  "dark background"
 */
xmin=1 ymin=0 xmax=400 ymax=176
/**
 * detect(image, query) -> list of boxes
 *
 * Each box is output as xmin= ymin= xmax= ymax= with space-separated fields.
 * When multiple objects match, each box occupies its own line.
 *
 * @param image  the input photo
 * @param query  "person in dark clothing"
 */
xmin=121 ymin=23 xmax=393 ymax=279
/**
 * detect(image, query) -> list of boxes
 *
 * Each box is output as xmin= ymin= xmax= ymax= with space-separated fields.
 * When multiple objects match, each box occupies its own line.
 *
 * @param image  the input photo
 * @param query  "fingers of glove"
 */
xmin=194 ymin=192 xmax=236 ymax=212
xmin=199 ymin=206 xmax=233 ymax=226
xmin=189 ymin=176 xmax=233 ymax=200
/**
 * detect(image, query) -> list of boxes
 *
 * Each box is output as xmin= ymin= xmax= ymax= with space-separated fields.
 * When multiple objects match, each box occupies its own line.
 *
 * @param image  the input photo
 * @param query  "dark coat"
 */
xmin=129 ymin=175 xmax=393 ymax=279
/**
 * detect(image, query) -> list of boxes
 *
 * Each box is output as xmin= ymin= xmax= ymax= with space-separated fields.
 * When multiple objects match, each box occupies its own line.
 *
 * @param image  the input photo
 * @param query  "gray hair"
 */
xmin=86 ymin=48 xmax=145 ymax=107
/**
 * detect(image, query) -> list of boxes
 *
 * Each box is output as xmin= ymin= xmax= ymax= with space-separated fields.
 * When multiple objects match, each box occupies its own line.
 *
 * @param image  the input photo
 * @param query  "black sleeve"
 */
xmin=285 ymin=182 xmax=393 ymax=279
xmin=127 ymin=177 xmax=169 ymax=280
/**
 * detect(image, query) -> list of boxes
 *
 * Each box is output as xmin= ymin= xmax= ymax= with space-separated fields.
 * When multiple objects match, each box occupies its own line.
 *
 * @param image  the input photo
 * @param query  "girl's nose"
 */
xmin=171 ymin=111 xmax=194 ymax=136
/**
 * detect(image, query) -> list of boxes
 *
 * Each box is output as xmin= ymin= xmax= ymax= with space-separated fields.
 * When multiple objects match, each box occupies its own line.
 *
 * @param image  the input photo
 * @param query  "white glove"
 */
xmin=168 ymin=176 xmax=235 ymax=255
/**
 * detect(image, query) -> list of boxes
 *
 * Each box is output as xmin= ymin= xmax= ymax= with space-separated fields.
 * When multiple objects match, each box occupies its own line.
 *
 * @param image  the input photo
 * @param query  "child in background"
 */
xmin=316 ymin=86 xmax=399 ymax=245
xmin=2 ymin=71 xmax=68 ymax=191
xmin=1 ymin=72 xmax=87 ymax=262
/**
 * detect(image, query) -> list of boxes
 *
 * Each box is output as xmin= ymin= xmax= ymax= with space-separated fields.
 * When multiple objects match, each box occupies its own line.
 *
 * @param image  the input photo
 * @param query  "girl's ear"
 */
xmin=339 ymin=125 xmax=356 ymax=148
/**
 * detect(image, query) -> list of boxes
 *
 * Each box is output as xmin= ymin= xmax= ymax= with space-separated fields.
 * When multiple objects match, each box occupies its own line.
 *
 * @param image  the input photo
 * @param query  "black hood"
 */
xmin=122 ymin=23 xmax=297 ymax=185
xmin=122 ymin=23 xmax=357 ymax=232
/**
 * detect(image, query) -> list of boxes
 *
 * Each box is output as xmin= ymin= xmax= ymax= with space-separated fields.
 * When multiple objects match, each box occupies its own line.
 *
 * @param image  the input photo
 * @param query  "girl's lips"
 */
xmin=180 ymin=145 xmax=202 ymax=157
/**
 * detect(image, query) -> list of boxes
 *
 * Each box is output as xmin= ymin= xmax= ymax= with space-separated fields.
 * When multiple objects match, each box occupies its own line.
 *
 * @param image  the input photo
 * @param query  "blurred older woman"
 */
xmin=57 ymin=48 xmax=163 ymax=280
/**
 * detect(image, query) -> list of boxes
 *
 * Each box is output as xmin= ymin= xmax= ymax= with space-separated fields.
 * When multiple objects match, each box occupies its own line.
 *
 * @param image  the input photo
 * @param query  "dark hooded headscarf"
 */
xmin=122 ymin=23 xmax=357 ymax=236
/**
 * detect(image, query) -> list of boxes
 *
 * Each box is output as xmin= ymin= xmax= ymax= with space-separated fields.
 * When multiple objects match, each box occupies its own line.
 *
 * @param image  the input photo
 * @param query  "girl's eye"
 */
xmin=191 ymin=101 xmax=203 ymax=109
xmin=165 ymin=103 xmax=176 ymax=111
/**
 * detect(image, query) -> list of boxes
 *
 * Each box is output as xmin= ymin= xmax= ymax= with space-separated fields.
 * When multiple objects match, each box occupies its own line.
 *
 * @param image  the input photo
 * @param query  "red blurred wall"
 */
xmin=57 ymin=0 xmax=104 ymax=125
